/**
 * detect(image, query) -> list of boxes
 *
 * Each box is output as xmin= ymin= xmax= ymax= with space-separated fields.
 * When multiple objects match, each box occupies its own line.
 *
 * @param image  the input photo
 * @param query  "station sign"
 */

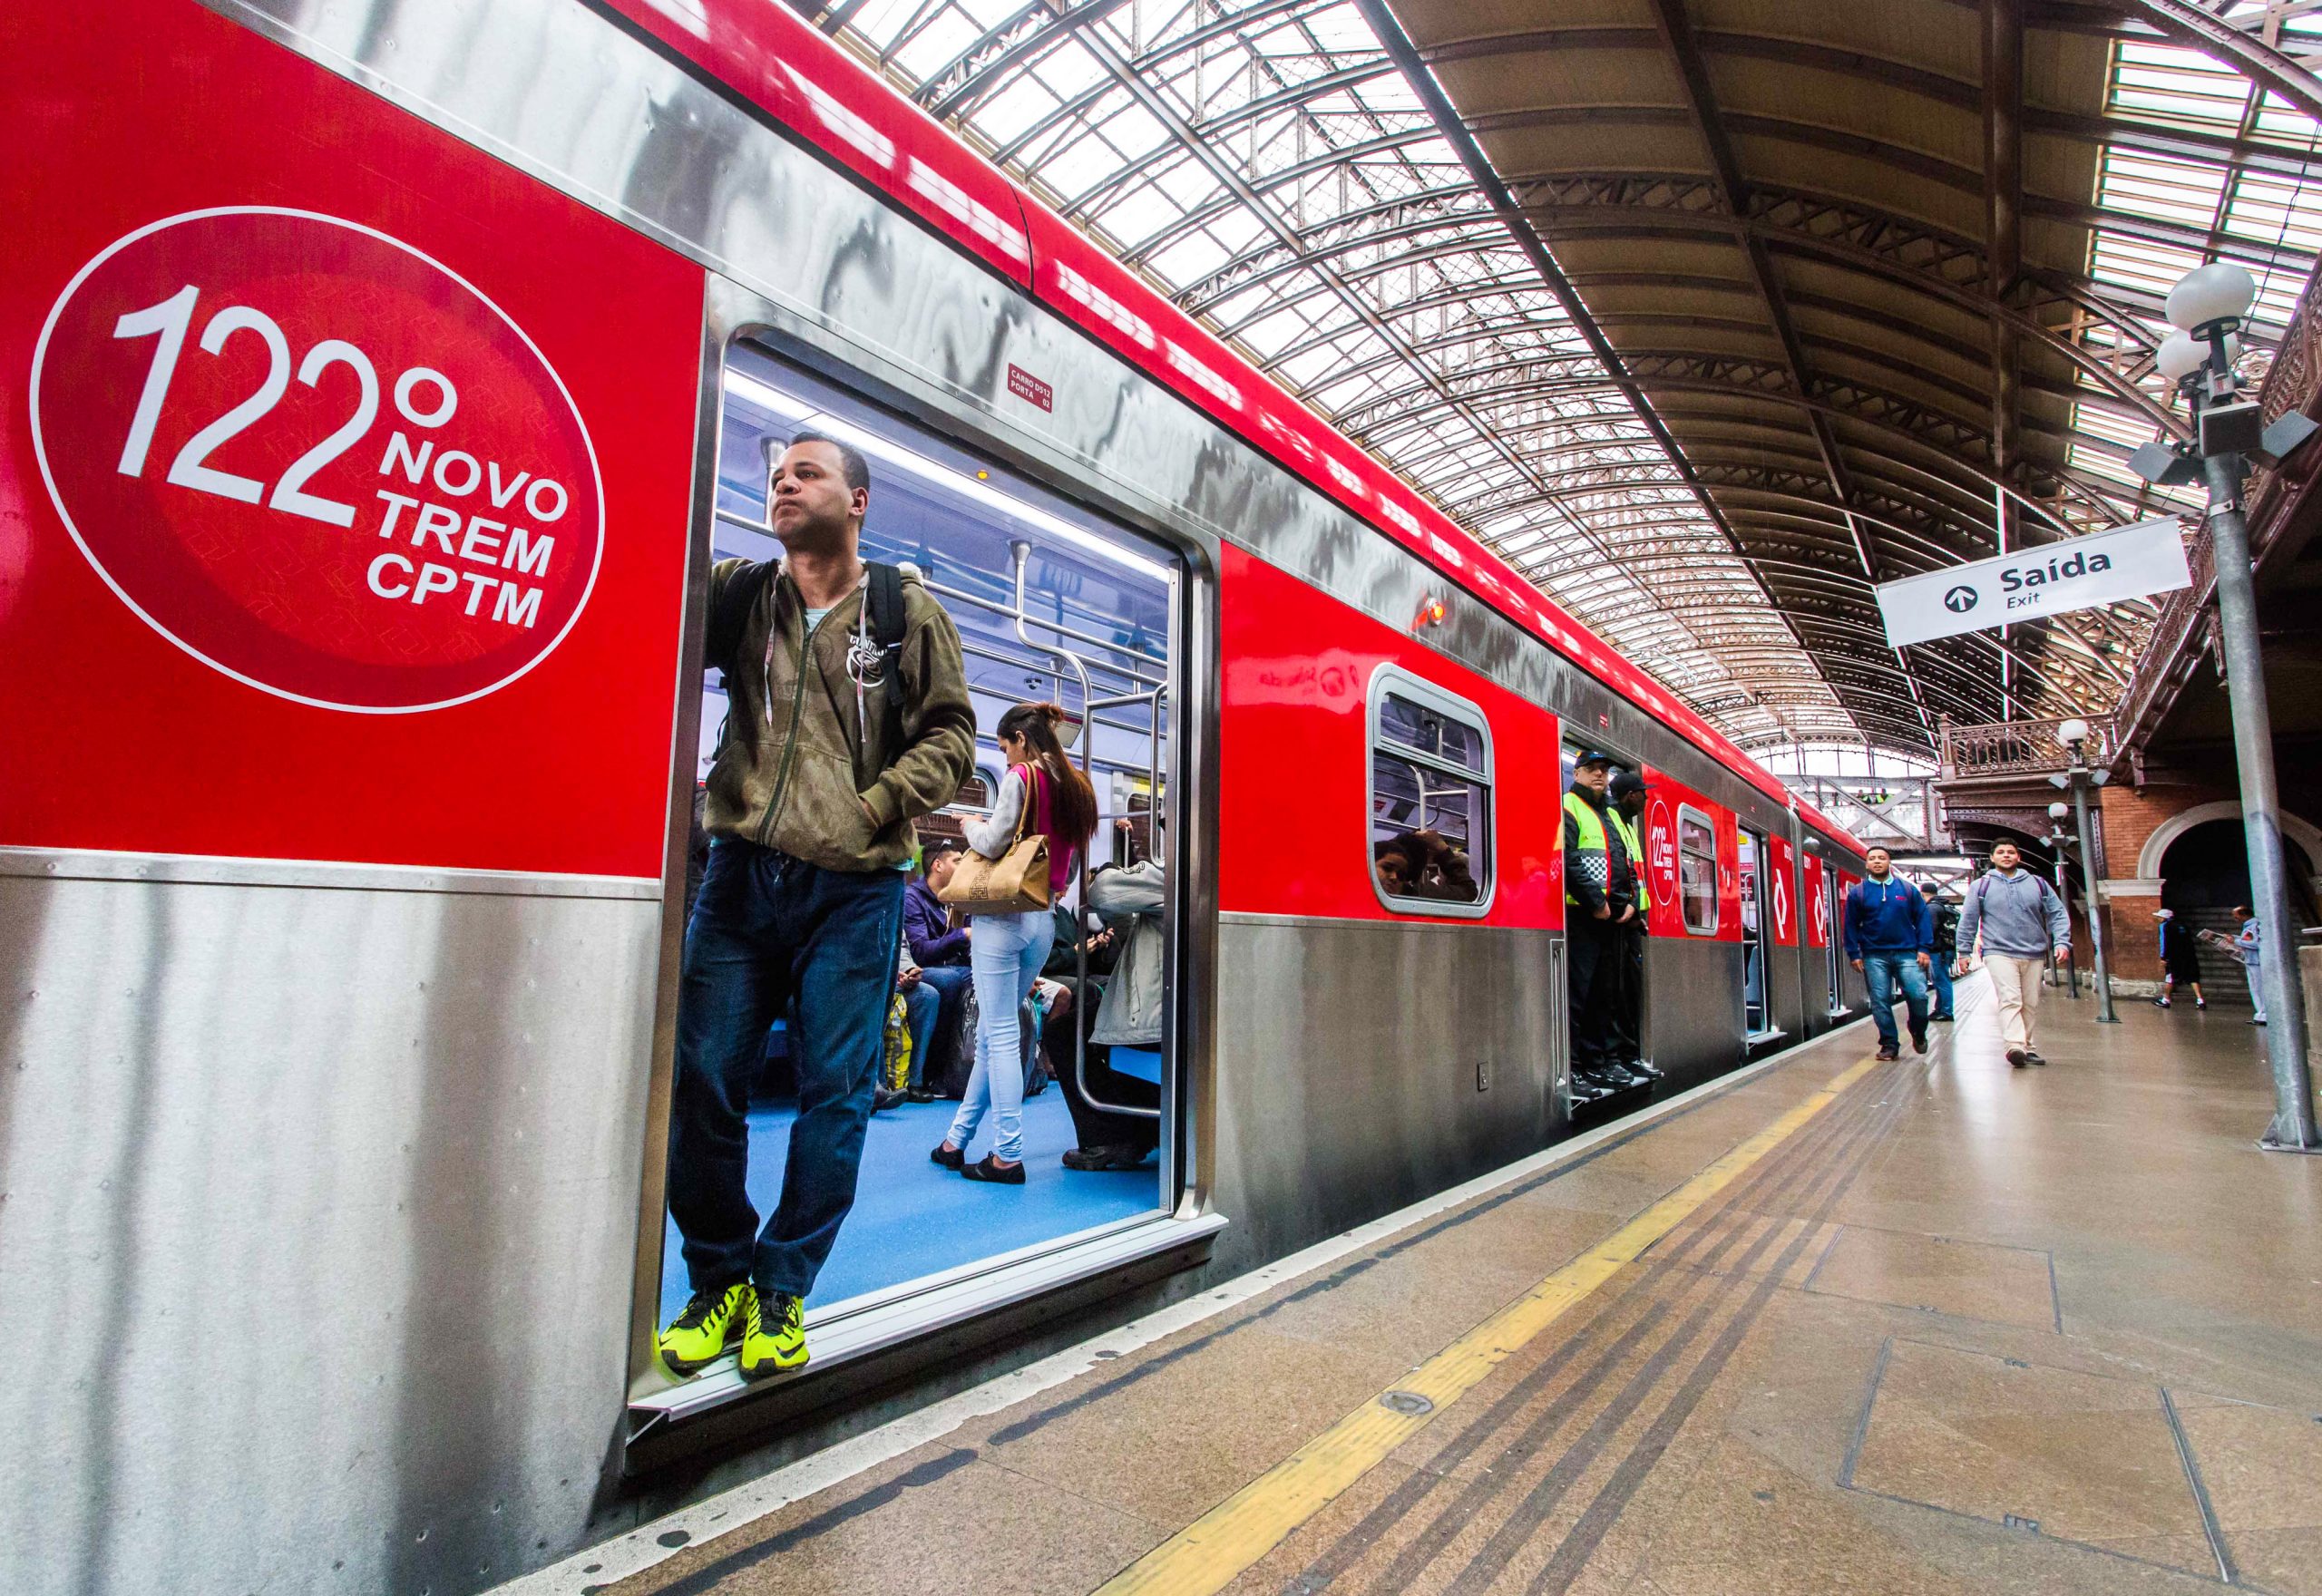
xmin=31 ymin=208 xmax=602 ymax=713
xmin=1875 ymin=517 xmax=2192 ymax=648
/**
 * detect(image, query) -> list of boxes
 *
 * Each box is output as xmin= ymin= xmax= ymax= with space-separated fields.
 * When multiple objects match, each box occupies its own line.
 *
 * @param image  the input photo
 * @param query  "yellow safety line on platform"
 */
xmin=1092 ymin=1053 xmax=1883 ymax=1596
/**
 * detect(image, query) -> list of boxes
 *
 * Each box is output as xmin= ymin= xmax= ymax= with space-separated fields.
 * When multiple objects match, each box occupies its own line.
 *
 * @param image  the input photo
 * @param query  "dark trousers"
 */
xmin=912 ymin=964 xmax=972 ymax=1089
xmin=1927 ymin=956 xmax=1955 ymax=1018
xmin=668 ymin=839 xmax=904 ymax=1300
xmin=1567 ymin=916 xmax=1622 ymax=1071
xmin=1046 ymin=979 xmax=1159 ymax=1154
xmin=1605 ymin=922 xmax=1647 ymax=1065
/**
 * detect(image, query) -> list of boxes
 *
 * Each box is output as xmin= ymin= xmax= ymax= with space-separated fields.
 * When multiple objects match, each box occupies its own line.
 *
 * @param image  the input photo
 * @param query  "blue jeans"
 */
xmin=946 ymin=909 xmax=1056 ymax=1163
xmin=901 ymin=979 xmax=940 ymax=1087
xmin=668 ymin=839 xmax=904 ymax=1300
xmin=911 ymin=964 xmax=972 ymax=1088
xmin=1927 ymin=956 xmax=1955 ymax=1018
xmin=1860 ymin=952 xmax=1929 ymax=1049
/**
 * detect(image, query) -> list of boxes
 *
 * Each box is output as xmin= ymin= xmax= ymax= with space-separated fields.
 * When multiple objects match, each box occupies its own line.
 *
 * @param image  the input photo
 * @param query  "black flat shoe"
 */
xmin=2006 ymin=1048 xmax=2028 ymax=1068
xmin=930 ymin=1143 xmax=964 ymax=1170
xmin=906 ymin=1088 xmax=939 ymax=1103
xmin=1063 ymin=1144 xmax=1145 ymax=1171
xmin=961 ymin=1153 xmax=1025 ymax=1184
xmin=873 ymin=1086 xmax=904 ymax=1113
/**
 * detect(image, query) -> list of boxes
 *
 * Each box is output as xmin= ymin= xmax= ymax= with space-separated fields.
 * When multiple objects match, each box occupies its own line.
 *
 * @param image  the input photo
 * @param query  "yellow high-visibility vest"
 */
xmin=1564 ymin=790 xmax=1608 ymax=909
xmin=1608 ymin=807 xmax=1651 ymax=912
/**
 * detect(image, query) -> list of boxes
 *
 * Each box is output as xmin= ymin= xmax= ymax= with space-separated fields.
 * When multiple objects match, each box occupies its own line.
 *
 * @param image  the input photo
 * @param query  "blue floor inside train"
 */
xmin=659 ymin=1089 xmax=1159 ymax=1320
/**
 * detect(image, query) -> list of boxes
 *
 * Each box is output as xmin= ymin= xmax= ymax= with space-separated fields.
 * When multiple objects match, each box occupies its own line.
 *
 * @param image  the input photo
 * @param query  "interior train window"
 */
xmin=1677 ymin=805 xmax=1721 ymax=936
xmin=1368 ymin=666 xmax=1494 ymax=918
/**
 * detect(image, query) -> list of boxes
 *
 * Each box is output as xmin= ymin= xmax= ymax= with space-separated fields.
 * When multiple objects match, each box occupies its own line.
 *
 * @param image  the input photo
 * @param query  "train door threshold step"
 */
xmin=625 ymin=1211 xmax=1226 ymax=1448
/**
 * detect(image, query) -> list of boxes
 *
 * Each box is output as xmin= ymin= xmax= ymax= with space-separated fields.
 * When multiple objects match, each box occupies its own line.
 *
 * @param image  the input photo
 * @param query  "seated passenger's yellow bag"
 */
xmin=939 ymin=769 xmax=1053 ymax=915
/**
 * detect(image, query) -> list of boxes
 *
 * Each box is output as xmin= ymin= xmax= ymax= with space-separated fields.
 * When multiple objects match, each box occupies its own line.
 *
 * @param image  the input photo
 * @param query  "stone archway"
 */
xmin=2136 ymin=800 xmax=2322 ymax=885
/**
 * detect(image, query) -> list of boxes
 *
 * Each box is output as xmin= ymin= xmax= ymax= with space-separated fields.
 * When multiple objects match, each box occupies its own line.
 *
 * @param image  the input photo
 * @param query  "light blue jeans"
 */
xmin=946 ymin=909 xmax=1056 ymax=1163
xmin=1860 ymin=952 xmax=1929 ymax=1051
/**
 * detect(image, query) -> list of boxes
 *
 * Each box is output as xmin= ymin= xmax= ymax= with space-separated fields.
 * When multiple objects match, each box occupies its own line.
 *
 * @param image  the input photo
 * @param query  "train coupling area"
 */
xmin=512 ymin=980 xmax=2322 ymax=1596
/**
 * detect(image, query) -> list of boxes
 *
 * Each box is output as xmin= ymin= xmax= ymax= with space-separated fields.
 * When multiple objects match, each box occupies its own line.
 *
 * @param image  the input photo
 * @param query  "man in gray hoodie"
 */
xmin=1955 ymin=840 xmax=2073 ymax=1068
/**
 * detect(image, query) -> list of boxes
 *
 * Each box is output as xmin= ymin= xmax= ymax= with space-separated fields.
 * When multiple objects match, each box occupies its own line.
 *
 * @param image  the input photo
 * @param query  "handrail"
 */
xmin=1007 ymin=540 xmax=1160 ymax=1123
xmin=711 ymin=507 xmax=1168 ymax=689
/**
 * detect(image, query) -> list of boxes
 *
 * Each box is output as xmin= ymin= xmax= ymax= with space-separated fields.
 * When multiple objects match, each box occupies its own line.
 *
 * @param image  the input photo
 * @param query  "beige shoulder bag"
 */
xmin=938 ymin=767 xmax=1053 ymax=915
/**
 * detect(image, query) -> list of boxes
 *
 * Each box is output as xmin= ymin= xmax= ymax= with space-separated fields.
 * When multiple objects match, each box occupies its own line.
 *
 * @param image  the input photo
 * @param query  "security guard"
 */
xmin=1605 ymin=769 xmax=1663 ymax=1083
xmin=1564 ymin=752 xmax=1649 ymax=1101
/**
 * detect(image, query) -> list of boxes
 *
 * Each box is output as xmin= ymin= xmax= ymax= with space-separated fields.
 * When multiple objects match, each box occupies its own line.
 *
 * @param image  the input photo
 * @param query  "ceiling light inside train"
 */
xmin=721 ymin=369 xmax=1167 ymax=581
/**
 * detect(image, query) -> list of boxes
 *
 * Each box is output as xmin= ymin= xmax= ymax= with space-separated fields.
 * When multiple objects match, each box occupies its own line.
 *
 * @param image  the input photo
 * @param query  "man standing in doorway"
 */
xmin=1956 ymin=839 xmax=2073 ymax=1069
xmin=1844 ymin=846 xmax=1932 ymax=1062
xmin=659 ymin=433 xmax=976 ymax=1381
xmin=1605 ymin=769 xmax=1663 ymax=1083
xmin=1565 ymin=752 xmax=1646 ymax=1100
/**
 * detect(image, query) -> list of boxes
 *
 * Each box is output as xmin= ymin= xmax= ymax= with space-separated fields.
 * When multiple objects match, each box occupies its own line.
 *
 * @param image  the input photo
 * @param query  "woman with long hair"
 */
xmin=934 ymin=702 xmax=1098 ymax=1182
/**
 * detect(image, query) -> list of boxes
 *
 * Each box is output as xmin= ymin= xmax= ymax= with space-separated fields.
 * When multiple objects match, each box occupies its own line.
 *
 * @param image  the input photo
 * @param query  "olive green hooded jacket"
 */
xmin=702 ymin=557 xmax=976 ymax=873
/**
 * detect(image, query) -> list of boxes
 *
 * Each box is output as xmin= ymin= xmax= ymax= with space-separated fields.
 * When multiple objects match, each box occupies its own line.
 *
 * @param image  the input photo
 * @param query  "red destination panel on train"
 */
xmin=2 ymin=0 xmax=700 ymax=877
xmin=1767 ymin=832 xmax=1800 ymax=947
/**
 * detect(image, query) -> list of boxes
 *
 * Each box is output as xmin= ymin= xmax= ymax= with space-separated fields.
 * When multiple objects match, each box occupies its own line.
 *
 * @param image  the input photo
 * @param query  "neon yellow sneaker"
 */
xmin=657 ymin=1282 xmax=752 ymax=1377
xmin=738 ymin=1289 xmax=808 ymax=1379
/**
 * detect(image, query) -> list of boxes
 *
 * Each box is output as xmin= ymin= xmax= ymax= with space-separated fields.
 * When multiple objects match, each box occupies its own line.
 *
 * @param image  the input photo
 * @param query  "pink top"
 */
xmin=1021 ymin=765 xmax=1080 ymax=894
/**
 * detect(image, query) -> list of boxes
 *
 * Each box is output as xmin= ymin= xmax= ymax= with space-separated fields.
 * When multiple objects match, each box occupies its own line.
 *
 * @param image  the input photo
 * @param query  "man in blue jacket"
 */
xmin=1845 ymin=846 xmax=1932 ymax=1060
xmin=902 ymin=838 xmax=974 ymax=1099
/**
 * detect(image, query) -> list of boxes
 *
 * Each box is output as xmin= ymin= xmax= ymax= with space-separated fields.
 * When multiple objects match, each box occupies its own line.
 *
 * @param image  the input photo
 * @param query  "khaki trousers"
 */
xmin=1985 ymin=954 xmax=2045 ymax=1052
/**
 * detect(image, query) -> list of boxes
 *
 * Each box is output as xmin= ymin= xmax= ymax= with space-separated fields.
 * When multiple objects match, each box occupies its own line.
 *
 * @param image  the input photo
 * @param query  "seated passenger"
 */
xmin=902 ymin=837 xmax=973 ymax=1100
xmin=1068 ymin=819 xmax=1165 ymax=1171
xmin=1374 ymin=839 xmax=1415 ymax=896
xmin=893 ymin=938 xmax=941 ymax=1101
xmin=933 ymin=702 xmax=1097 ymax=1184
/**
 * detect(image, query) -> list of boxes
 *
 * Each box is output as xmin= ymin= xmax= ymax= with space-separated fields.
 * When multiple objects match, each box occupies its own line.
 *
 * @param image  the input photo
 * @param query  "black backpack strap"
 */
xmin=706 ymin=560 xmax=775 ymax=688
xmin=865 ymin=560 xmax=909 ymax=713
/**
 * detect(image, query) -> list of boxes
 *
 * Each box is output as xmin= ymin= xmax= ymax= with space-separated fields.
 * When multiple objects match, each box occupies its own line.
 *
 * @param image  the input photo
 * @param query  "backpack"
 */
xmin=705 ymin=559 xmax=910 ymax=746
xmin=1971 ymin=871 xmax=2061 ymax=928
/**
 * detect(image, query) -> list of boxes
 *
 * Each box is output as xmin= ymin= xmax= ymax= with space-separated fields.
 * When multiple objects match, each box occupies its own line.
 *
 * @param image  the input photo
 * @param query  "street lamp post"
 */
xmin=2055 ymin=719 xmax=2117 ymax=1024
xmin=2046 ymin=800 xmax=2081 ymax=999
xmin=2129 ymin=263 xmax=2319 ymax=1151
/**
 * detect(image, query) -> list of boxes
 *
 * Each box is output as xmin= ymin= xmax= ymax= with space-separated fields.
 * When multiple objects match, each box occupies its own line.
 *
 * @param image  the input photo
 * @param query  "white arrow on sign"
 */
xmin=1876 ymin=516 xmax=2193 ymax=649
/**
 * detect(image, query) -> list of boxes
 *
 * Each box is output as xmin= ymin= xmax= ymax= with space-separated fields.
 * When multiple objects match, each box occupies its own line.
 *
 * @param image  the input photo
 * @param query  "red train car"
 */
xmin=0 ymin=3 xmax=1870 ymax=1591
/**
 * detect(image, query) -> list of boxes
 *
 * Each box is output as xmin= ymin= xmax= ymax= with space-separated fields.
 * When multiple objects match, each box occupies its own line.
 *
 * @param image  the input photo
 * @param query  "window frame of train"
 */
xmin=626 ymin=328 xmax=1210 ymax=1445
xmin=1366 ymin=664 xmax=1496 ymax=919
xmin=1675 ymin=804 xmax=1722 ymax=937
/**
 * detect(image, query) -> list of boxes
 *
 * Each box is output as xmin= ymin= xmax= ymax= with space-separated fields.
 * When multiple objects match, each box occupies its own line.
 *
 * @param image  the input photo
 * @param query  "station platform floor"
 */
xmin=571 ymin=975 xmax=2322 ymax=1596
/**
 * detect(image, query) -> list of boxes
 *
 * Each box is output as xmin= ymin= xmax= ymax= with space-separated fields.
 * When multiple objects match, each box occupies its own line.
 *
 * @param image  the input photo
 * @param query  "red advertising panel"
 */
xmin=1217 ymin=544 xmax=1561 ymax=929
xmin=3 ymin=1 xmax=701 ymax=877
xmin=1806 ymin=861 xmax=1834 ymax=949
xmin=1768 ymin=834 xmax=1799 ymax=947
xmin=1640 ymin=767 xmax=1738 ymax=942
xmin=1834 ymin=871 xmax=1863 ymax=953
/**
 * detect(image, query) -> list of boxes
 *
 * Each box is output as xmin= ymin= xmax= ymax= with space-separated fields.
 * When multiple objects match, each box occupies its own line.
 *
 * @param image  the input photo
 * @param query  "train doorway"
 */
xmin=632 ymin=341 xmax=1188 ymax=1429
xmin=1823 ymin=863 xmax=1847 ymax=1017
xmin=1739 ymin=826 xmax=1773 ymax=1039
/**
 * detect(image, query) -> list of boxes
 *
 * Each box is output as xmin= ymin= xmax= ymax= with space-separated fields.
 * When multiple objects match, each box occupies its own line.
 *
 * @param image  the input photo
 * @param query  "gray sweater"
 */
xmin=1956 ymin=869 xmax=2071 ymax=959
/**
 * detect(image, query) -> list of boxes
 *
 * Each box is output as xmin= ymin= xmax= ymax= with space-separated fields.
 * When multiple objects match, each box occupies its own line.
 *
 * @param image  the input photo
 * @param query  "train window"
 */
xmin=647 ymin=341 xmax=1180 ymax=1399
xmin=1368 ymin=665 xmax=1493 ymax=917
xmin=1677 ymin=805 xmax=1720 ymax=936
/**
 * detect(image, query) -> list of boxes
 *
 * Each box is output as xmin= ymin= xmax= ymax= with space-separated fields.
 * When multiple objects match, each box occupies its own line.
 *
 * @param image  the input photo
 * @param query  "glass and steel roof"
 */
xmin=805 ymin=0 xmax=2322 ymax=759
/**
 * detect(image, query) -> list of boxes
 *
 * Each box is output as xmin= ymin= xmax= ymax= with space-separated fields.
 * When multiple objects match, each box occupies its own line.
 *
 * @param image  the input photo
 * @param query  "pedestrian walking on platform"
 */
xmin=1923 ymin=881 xmax=1957 ymax=1021
xmin=1956 ymin=840 xmax=2073 ymax=1069
xmin=1844 ymin=847 xmax=1932 ymax=1062
xmin=2153 ymin=907 xmax=2206 ymax=1009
